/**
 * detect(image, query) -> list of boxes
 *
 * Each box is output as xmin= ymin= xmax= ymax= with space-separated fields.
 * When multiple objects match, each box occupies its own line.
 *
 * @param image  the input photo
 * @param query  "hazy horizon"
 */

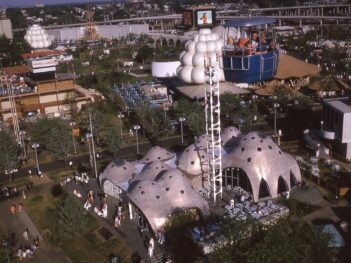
xmin=0 ymin=0 xmax=120 ymax=8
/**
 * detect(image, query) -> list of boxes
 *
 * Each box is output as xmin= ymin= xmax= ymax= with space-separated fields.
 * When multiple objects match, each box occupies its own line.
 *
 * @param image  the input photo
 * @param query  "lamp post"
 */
xmin=163 ymin=107 xmax=169 ymax=120
xmin=117 ymin=113 xmax=124 ymax=138
xmin=88 ymin=112 xmax=98 ymax=178
xmin=133 ymin=125 xmax=141 ymax=155
xmin=179 ymin=117 xmax=186 ymax=144
xmin=320 ymin=120 xmax=324 ymax=130
xmin=19 ymin=130 xmax=27 ymax=160
xmin=85 ymin=133 xmax=93 ymax=168
xmin=32 ymin=143 xmax=40 ymax=176
xmin=273 ymin=103 xmax=280 ymax=135
xmin=1 ymin=240 xmax=10 ymax=263
xmin=69 ymin=121 xmax=77 ymax=154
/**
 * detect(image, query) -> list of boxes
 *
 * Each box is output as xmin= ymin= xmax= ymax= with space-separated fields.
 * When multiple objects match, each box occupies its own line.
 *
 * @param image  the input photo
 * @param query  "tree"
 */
xmin=30 ymin=118 xmax=71 ymax=161
xmin=0 ymin=131 xmax=20 ymax=174
xmin=58 ymin=193 xmax=88 ymax=248
xmin=135 ymin=104 xmax=170 ymax=140
xmin=208 ymin=218 xmax=335 ymax=263
xmin=136 ymin=45 xmax=154 ymax=63
xmin=176 ymin=99 xmax=206 ymax=137
xmin=273 ymin=84 xmax=292 ymax=107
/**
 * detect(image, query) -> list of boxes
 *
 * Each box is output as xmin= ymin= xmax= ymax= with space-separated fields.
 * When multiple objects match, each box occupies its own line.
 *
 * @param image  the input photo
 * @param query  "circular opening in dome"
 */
xmin=257 ymin=147 xmax=262 ymax=152
xmin=247 ymin=157 xmax=251 ymax=162
xmin=161 ymin=166 xmax=164 ymax=168
xmin=152 ymin=183 xmax=155 ymax=185
xmin=232 ymin=136 xmax=235 ymax=138
xmin=269 ymin=145 xmax=272 ymax=150
xmin=241 ymin=147 xmax=245 ymax=152
xmin=111 ymin=165 xmax=114 ymax=167
xmin=166 ymin=187 xmax=169 ymax=191
xmin=202 ymin=155 xmax=205 ymax=159
xmin=156 ymin=195 xmax=160 ymax=199
xmin=251 ymin=137 xmax=255 ymax=140
xmin=186 ymin=149 xmax=189 ymax=153
xmin=180 ymin=190 xmax=184 ymax=194
xmin=167 ymin=152 xmax=170 ymax=155
xmin=138 ymin=186 xmax=142 ymax=189
xmin=141 ymin=191 xmax=145 ymax=195
xmin=156 ymin=167 xmax=159 ymax=169
xmin=169 ymin=176 xmax=172 ymax=179
xmin=123 ymin=167 xmax=127 ymax=170
xmin=146 ymin=158 xmax=149 ymax=161
xmin=279 ymin=151 xmax=282 ymax=155
xmin=244 ymin=138 xmax=247 ymax=141
xmin=191 ymin=161 xmax=195 ymax=165
xmin=158 ymin=157 xmax=161 ymax=160
xmin=260 ymin=140 xmax=263 ymax=143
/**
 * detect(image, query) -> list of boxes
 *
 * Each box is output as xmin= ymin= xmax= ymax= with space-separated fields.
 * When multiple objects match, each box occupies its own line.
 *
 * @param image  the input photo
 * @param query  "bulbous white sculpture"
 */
xmin=177 ymin=28 xmax=225 ymax=84
xmin=24 ymin=24 xmax=52 ymax=49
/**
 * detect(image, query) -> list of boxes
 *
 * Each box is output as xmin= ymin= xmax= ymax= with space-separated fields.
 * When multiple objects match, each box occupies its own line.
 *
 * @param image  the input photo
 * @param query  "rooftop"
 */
xmin=324 ymin=97 xmax=351 ymax=113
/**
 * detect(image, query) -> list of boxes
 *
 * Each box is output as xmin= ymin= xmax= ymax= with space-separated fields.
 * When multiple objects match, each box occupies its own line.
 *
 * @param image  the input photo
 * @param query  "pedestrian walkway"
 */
xmin=66 ymin=181 xmax=165 ymax=261
xmin=0 ymin=199 xmax=71 ymax=263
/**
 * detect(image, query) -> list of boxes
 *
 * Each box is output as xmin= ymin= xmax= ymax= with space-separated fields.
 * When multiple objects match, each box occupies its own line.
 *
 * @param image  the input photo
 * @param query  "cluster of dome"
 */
xmin=24 ymin=24 xmax=52 ymax=49
xmin=177 ymin=28 xmax=225 ymax=84
xmin=100 ymin=127 xmax=301 ymax=232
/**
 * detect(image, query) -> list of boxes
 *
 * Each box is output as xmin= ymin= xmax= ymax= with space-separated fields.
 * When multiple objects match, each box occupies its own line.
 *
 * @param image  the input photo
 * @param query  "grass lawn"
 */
xmin=23 ymin=185 xmax=132 ymax=263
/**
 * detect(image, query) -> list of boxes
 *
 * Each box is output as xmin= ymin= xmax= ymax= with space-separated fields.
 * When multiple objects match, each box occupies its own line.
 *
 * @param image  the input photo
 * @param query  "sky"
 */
xmin=0 ymin=0 xmax=118 ymax=8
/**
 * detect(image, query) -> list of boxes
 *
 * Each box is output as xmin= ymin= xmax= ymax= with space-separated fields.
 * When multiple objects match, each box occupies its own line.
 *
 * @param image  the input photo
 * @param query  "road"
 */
xmin=0 ymin=136 xmax=184 ymax=184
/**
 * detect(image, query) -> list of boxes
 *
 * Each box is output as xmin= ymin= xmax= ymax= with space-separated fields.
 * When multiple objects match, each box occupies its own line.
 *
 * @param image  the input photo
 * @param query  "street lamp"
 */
xmin=133 ymin=124 xmax=141 ymax=155
xmin=1 ymin=240 xmax=10 ymax=263
xmin=163 ymin=107 xmax=169 ymax=120
xmin=273 ymin=103 xmax=280 ymax=135
xmin=19 ymin=130 xmax=27 ymax=160
xmin=32 ymin=143 xmax=41 ymax=176
xmin=88 ymin=112 xmax=98 ymax=179
xmin=320 ymin=120 xmax=324 ymax=130
xmin=179 ymin=117 xmax=186 ymax=144
xmin=69 ymin=121 xmax=77 ymax=154
xmin=117 ymin=113 xmax=124 ymax=138
xmin=85 ymin=133 xmax=93 ymax=168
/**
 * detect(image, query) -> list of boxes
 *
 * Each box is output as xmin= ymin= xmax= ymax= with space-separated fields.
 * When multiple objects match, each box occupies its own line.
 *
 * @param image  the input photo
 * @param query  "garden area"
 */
xmin=22 ymin=184 xmax=131 ymax=263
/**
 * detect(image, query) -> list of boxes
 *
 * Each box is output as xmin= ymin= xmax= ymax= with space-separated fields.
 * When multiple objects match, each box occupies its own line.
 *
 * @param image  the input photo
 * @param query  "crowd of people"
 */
xmin=226 ymin=30 xmax=275 ymax=55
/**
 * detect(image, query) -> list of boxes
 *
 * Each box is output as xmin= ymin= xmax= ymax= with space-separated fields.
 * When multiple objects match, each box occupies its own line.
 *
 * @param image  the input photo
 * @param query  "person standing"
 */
xmin=23 ymin=228 xmax=29 ymax=241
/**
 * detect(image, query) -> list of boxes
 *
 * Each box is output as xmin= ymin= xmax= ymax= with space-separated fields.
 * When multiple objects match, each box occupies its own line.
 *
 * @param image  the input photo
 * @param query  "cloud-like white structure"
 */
xmin=24 ymin=24 xmax=52 ymax=49
xmin=177 ymin=28 xmax=225 ymax=84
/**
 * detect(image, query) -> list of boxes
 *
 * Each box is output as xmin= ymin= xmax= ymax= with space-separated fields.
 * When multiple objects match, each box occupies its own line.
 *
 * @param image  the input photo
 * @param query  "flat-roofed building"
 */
xmin=0 ymin=18 xmax=13 ymax=39
xmin=322 ymin=97 xmax=351 ymax=161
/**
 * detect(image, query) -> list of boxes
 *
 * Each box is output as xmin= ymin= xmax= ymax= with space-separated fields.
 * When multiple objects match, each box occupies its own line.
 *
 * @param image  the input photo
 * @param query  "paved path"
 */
xmin=66 ymin=181 xmax=165 ymax=261
xmin=0 ymin=199 xmax=71 ymax=263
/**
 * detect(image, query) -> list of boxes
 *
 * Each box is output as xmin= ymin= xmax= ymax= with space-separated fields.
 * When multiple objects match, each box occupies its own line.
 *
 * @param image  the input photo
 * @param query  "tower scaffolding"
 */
xmin=204 ymin=57 xmax=223 ymax=202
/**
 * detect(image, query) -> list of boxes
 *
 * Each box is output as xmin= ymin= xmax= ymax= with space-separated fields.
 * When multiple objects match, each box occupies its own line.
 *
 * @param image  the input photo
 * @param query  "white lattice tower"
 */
xmin=204 ymin=57 xmax=223 ymax=202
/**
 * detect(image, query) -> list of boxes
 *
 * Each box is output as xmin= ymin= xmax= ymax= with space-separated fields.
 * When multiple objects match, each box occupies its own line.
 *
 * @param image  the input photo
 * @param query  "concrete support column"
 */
xmin=300 ymin=19 xmax=302 ymax=27
xmin=279 ymin=19 xmax=282 ymax=27
xmin=320 ymin=19 xmax=323 ymax=26
xmin=321 ymin=7 xmax=324 ymax=17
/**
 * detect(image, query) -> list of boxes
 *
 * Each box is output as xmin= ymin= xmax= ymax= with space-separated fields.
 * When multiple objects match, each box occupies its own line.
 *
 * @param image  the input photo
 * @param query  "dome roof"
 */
xmin=178 ymin=143 xmax=209 ymax=175
xmin=128 ymin=168 xmax=209 ymax=232
xmin=132 ymin=160 xmax=170 ymax=182
xmin=140 ymin=146 xmax=175 ymax=164
xmin=99 ymin=159 xmax=135 ymax=186
xmin=221 ymin=126 xmax=241 ymax=147
xmin=24 ymin=24 xmax=52 ymax=49
xmin=222 ymin=131 xmax=301 ymax=201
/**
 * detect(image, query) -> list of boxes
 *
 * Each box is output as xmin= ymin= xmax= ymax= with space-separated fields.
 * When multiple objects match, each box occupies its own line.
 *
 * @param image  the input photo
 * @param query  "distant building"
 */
xmin=321 ymin=97 xmax=351 ymax=161
xmin=46 ymin=24 xmax=149 ymax=42
xmin=0 ymin=18 xmax=13 ymax=39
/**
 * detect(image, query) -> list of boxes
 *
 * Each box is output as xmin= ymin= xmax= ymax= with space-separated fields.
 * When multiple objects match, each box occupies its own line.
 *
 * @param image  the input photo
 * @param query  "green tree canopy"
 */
xmin=136 ymin=45 xmax=154 ymax=63
xmin=30 ymin=118 xmax=71 ymax=161
xmin=0 ymin=131 xmax=20 ymax=173
xmin=135 ymin=104 xmax=170 ymax=140
xmin=176 ymin=99 xmax=206 ymax=137
xmin=58 ymin=193 xmax=88 ymax=248
xmin=208 ymin=218 xmax=335 ymax=263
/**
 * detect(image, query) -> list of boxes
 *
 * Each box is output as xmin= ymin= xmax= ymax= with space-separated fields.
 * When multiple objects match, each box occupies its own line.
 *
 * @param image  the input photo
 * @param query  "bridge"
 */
xmin=147 ymin=32 xmax=191 ymax=46
xmin=12 ymin=4 xmax=351 ymax=35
